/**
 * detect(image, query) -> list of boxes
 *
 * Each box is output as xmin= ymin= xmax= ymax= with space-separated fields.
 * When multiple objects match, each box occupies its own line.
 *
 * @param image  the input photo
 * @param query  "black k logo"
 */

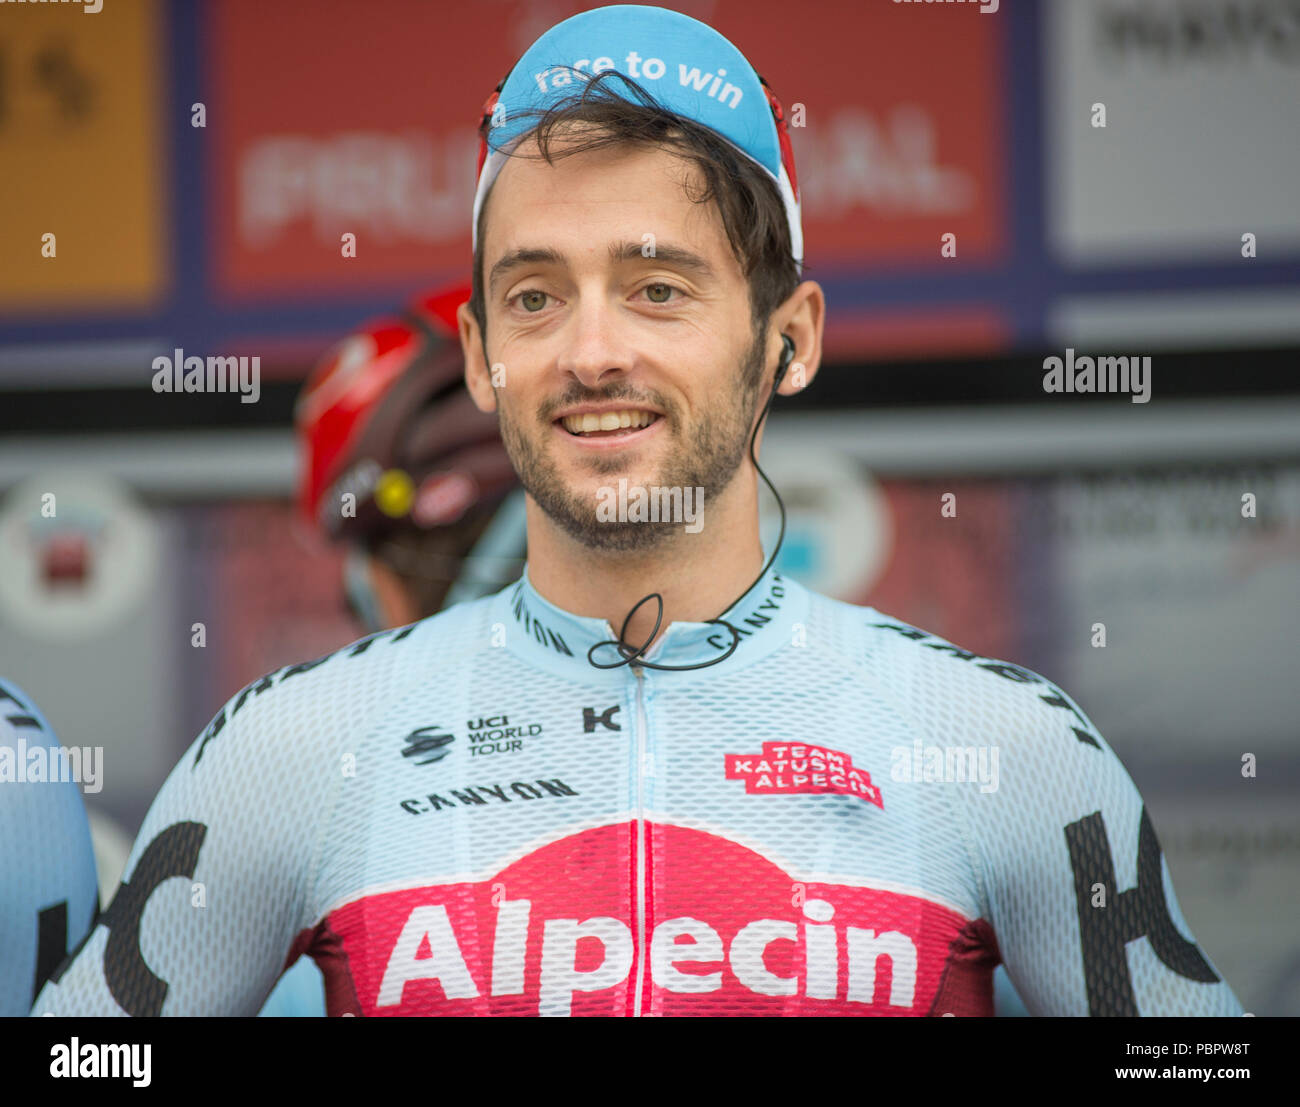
xmin=402 ymin=725 xmax=455 ymax=766
xmin=583 ymin=705 xmax=621 ymax=733
xmin=1066 ymin=806 xmax=1218 ymax=1015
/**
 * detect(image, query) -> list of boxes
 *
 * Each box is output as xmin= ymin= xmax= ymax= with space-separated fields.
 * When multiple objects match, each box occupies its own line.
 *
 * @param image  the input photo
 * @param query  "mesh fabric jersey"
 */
xmin=31 ymin=566 xmax=1243 ymax=1016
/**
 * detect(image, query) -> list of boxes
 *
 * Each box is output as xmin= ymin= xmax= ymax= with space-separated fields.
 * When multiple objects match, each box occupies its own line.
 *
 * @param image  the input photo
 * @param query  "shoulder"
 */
xmin=0 ymin=678 xmax=96 ymax=817
xmin=189 ymin=595 xmax=497 ymax=774
xmin=807 ymin=594 xmax=1107 ymax=759
xmin=1 ymin=677 xmax=54 ymax=745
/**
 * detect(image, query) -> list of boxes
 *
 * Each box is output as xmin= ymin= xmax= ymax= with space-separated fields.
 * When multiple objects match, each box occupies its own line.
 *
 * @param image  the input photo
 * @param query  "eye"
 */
xmin=511 ymin=289 xmax=550 ymax=313
xmin=641 ymin=282 xmax=681 ymax=304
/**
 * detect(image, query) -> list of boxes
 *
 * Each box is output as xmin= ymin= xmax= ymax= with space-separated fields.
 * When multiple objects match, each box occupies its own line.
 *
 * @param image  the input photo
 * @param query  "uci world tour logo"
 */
xmin=402 ymin=725 xmax=455 ymax=766
xmin=725 ymin=743 xmax=883 ymax=808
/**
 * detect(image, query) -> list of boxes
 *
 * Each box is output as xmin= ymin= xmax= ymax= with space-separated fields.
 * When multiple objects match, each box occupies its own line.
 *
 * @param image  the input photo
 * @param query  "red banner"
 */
xmin=207 ymin=0 xmax=1006 ymax=298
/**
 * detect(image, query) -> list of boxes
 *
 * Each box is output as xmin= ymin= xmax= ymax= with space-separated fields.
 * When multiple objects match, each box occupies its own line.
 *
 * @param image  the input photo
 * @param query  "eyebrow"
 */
xmin=488 ymin=240 xmax=718 ymax=295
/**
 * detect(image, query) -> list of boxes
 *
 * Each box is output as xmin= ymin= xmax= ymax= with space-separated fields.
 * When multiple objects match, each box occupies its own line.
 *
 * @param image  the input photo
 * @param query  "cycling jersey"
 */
xmin=1 ymin=681 xmax=98 ymax=1016
xmin=31 ymin=564 xmax=1242 ymax=1017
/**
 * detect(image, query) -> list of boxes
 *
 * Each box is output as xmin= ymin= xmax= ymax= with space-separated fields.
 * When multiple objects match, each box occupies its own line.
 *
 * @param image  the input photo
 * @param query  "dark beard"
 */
xmin=498 ymin=328 xmax=766 ymax=552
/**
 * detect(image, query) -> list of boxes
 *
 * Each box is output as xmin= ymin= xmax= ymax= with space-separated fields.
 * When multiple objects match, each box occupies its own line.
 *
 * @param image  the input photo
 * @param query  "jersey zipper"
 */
xmin=632 ymin=663 xmax=649 ymax=1018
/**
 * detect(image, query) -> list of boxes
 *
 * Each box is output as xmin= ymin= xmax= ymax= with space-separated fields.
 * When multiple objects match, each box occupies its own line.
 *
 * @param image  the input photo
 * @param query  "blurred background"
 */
xmin=1 ymin=0 xmax=1297 ymax=1014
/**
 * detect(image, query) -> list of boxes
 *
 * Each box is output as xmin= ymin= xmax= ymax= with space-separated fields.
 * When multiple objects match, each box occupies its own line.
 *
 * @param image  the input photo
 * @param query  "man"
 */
xmin=294 ymin=281 xmax=525 ymax=633
xmin=0 ymin=681 xmax=97 ymax=1016
xmin=259 ymin=281 xmax=527 ymax=1016
xmin=33 ymin=5 xmax=1241 ymax=1017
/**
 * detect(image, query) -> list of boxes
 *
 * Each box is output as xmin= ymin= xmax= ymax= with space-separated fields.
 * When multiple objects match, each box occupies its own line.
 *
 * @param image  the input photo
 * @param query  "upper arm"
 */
xmin=962 ymin=664 xmax=1243 ymax=1016
xmin=31 ymin=667 xmax=337 ymax=1017
xmin=0 ymin=682 xmax=98 ymax=1016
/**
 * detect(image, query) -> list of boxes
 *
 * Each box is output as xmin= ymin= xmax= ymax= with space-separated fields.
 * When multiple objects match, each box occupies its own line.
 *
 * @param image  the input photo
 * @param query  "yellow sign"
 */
xmin=0 ymin=0 xmax=166 ymax=311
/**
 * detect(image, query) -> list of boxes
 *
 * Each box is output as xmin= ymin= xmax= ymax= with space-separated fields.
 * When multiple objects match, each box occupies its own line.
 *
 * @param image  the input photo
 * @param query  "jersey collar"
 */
xmin=488 ymin=558 xmax=809 ymax=684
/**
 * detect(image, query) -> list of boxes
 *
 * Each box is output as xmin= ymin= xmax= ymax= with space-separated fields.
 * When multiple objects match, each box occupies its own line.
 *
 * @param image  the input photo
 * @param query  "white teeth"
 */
xmin=561 ymin=409 xmax=658 ymax=435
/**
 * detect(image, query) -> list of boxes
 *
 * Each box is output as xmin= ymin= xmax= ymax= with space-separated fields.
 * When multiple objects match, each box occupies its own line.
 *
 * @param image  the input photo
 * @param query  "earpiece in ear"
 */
xmin=773 ymin=334 xmax=796 ymax=391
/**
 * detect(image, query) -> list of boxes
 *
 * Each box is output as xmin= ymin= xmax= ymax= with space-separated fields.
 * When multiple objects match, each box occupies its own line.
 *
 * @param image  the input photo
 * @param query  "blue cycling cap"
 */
xmin=472 ymin=4 xmax=803 ymax=273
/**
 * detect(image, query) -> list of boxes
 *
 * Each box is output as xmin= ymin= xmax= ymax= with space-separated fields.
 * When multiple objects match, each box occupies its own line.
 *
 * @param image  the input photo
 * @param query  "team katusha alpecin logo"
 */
xmin=323 ymin=823 xmax=991 ymax=1016
xmin=724 ymin=742 xmax=883 ymax=808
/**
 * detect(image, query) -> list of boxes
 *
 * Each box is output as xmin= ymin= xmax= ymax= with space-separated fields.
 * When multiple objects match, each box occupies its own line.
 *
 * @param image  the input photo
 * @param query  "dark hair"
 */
xmin=469 ymin=68 xmax=802 ymax=354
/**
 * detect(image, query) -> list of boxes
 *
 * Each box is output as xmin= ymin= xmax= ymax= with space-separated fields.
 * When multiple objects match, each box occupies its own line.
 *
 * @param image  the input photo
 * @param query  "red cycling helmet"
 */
xmin=295 ymin=281 xmax=517 ymax=543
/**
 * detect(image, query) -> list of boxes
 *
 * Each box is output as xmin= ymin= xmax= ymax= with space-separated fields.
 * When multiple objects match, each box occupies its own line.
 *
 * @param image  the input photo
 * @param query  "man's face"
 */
xmin=473 ymin=133 xmax=767 ymax=551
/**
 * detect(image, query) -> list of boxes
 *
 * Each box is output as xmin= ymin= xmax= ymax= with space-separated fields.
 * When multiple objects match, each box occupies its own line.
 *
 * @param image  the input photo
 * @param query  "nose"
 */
xmin=556 ymin=300 xmax=631 ymax=391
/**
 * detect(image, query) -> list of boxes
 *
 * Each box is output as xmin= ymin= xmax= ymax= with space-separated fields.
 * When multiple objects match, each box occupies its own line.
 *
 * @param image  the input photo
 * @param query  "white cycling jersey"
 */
xmin=32 ymin=564 xmax=1242 ymax=1017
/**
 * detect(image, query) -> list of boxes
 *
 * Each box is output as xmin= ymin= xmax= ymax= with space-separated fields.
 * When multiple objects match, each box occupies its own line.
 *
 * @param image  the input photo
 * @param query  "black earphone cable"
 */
xmin=586 ymin=334 xmax=795 ymax=672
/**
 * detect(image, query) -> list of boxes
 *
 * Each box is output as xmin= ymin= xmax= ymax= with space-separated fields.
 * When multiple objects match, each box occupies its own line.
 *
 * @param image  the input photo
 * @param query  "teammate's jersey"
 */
xmin=256 ymin=952 xmax=326 ymax=1017
xmin=31 ymin=566 xmax=1242 ymax=1017
xmin=1 ymin=681 xmax=98 ymax=1016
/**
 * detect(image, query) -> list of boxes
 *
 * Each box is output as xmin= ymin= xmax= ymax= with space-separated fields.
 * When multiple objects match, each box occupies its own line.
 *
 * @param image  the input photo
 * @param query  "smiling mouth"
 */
xmin=557 ymin=410 xmax=662 ymax=438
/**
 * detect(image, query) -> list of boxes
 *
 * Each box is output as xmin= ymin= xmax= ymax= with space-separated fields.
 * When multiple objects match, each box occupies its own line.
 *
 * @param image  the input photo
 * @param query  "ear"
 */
xmin=459 ymin=301 xmax=497 ymax=414
xmin=773 ymin=280 xmax=826 ymax=397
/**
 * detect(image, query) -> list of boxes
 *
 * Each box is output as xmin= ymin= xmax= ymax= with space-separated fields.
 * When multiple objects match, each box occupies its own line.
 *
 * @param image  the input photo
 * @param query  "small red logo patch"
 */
xmin=725 ymin=743 xmax=883 ymax=809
